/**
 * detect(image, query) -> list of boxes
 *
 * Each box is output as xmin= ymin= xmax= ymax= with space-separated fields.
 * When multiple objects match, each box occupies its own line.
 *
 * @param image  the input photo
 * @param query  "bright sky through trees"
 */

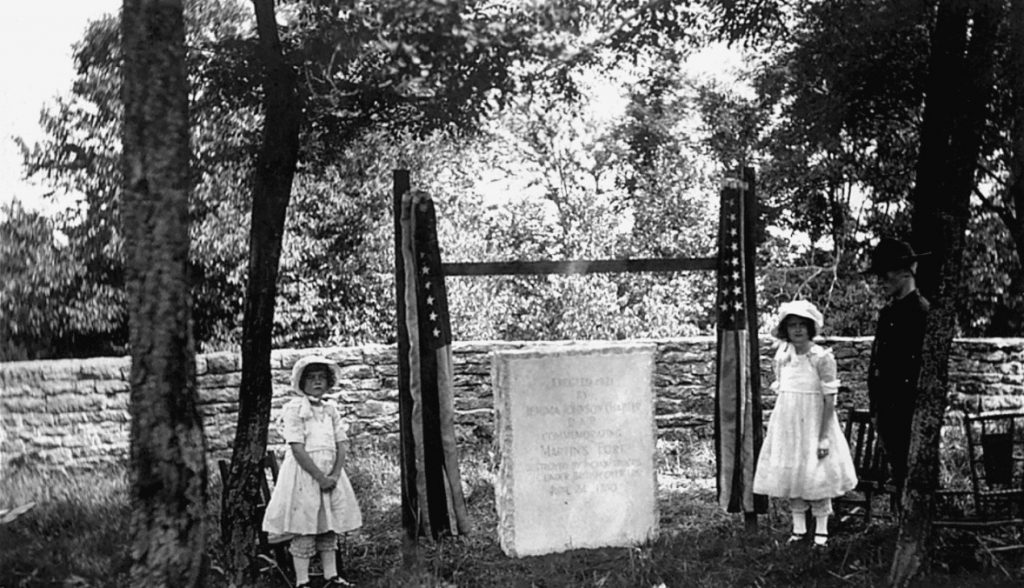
xmin=0 ymin=1 xmax=747 ymax=218
xmin=0 ymin=1 xmax=121 ymax=215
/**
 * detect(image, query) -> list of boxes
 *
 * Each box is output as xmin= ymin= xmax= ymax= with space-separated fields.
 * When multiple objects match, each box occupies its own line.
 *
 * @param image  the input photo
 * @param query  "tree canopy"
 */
xmin=5 ymin=0 xmax=1023 ymax=362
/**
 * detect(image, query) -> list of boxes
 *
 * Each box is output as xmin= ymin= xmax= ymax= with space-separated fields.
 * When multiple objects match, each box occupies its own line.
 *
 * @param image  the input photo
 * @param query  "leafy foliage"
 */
xmin=747 ymin=0 xmax=1024 ymax=335
xmin=11 ymin=0 xmax=1024 ymax=359
xmin=14 ymin=3 xmax=259 ymax=357
xmin=0 ymin=201 xmax=126 ymax=360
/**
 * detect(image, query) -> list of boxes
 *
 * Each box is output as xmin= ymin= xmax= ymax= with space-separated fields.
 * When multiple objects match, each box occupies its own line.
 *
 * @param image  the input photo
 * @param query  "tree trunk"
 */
xmin=121 ymin=0 xmax=208 ymax=585
xmin=1002 ymin=0 xmax=1024 ymax=335
xmin=220 ymin=0 xmax=302 ymax=582
xmin=890 ymin=0 xmax=1003 ymax=585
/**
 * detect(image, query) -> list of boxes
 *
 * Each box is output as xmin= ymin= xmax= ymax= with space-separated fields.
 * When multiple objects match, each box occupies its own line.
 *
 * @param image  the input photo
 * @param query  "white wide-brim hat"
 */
xmin=290 ymin=355 xmax=342 ymax=394
xmin=773 ymin=300 xmax=824 ymax=338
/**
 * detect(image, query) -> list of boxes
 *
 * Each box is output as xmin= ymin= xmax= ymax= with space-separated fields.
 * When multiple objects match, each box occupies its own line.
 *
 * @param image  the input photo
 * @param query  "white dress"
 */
xmin=753 ymin=344 xmax=858 ymax=500
xmin=262 ymin=397 xmax=363 ymax=540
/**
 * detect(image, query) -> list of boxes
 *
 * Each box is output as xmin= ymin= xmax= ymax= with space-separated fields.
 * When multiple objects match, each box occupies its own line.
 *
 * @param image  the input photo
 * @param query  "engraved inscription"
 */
xmin=494 ymin=345 xmax=658 ymax=557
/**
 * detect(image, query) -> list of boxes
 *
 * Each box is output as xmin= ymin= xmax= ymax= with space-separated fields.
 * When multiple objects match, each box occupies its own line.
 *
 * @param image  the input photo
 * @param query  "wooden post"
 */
xmin=393 ymin=170 xmax=418 ymax=556
xmin=743 ymin=167 xmax=767 ymax=528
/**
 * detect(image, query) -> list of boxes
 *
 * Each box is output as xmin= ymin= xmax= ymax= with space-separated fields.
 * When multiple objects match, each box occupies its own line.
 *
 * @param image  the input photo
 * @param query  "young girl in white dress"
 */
xmin=263 ymin=355 xmax=363 ymax=587
xmin=753 ymin=300 xmax=857 ymax=547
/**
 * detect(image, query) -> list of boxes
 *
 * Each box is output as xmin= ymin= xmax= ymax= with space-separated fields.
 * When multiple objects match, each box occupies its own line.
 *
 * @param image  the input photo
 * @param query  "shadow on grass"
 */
xmin=0 ymin=466 xmax=132 ymax=587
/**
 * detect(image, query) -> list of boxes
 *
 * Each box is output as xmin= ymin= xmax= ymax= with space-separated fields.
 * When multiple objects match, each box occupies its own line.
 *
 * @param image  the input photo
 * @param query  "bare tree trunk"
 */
xmin=121 ymin=0 xmax=207 ymax=585
xmin=220 ymin=0 xmax=302 ymax=582
xmin=1002 ymin=0 xmax=1024 ymax=334
xmin=890 ymin=0 xmax=1003 ymax=584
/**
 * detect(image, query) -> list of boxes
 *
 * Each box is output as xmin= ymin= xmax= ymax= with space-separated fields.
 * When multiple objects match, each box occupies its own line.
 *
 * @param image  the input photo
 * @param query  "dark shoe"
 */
xmin=787 ymin=533 xmax=806 ymax=544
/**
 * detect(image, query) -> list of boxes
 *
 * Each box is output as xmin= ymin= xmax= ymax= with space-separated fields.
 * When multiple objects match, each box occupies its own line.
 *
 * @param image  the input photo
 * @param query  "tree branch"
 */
xmin=973 ymin=185 xmax=1015 ymax=225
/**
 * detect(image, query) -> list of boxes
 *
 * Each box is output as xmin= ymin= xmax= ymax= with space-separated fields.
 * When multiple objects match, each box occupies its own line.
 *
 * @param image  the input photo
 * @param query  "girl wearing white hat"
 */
xmin=753 ymin=301 xmax=857 ymax=547
xmin=262 ymin=355 xmax=362 ymax=587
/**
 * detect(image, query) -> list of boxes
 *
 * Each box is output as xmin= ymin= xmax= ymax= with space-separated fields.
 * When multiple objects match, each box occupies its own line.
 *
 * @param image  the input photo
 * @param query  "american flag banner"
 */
xmin=398 ymin=189 xmax=472 ymax=539
xmin=714 ymin=172 xmax=767 ymax=515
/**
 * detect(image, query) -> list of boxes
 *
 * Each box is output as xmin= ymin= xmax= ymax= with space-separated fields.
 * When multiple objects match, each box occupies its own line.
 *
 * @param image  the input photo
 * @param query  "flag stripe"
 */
xmin=400 ymin=191 xmax=431 ymax=536
xmin=435 ymin=347 xmax=471 ymax=531
xmin=741 ymin=169 xmax=768 ymax=515
xmin=716 ymin=332 xmax=737 ymax=508
xmin=715 ymin=176 xmax=766 ymax=515
xmin=717 ymin=330 xmax=752 ymax=511
xmin=412 ymin=192 xmax=455 ymax=534
xmin=414 ymin=193 xmax=470 ymax=534
xmin=393 ymin=172 xmax=417 ymax=536
xmin=418 ymin=345 xmax=448 ymax=531
xmin=399 ymin=189 xmax=471 ymax=538
xmin=730 ymin=331 xmax=743 ymax=512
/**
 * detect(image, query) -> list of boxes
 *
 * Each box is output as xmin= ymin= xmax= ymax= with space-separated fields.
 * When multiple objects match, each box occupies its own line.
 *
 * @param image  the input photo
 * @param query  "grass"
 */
xmin=0 ymin=466 xmax=133 ymax=586
xmin=2 ymin=432 xmax=1023 ymax=588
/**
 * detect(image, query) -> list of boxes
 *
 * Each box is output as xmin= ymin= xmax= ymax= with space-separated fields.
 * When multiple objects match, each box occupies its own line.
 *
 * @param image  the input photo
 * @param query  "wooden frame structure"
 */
xmin=392 ymin=167 xmax=764 ymax=538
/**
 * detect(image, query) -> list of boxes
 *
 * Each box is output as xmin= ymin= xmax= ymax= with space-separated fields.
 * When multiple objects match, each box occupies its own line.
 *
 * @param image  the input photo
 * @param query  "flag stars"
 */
xmin=433 ymin=327 xmax=441 ymax=338
xmin=421 ymin=265 xmax=430 ymax=275
xmin=426 ymin=295 xmax=435 ymax=306
xmin=429 ymin=311 xmax=438 ymax=322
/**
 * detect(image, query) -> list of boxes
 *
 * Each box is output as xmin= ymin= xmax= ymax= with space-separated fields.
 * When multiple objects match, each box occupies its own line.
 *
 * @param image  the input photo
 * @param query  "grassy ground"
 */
xmin=2 ymin=433 xmax=1022 ymax=587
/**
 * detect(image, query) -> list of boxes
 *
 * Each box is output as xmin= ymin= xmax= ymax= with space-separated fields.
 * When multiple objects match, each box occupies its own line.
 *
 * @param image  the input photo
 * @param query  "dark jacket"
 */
xmin=868 ymin=289 xmax=930 ymax=485
xmin=868 ymin=289 xmax=930 ymax=417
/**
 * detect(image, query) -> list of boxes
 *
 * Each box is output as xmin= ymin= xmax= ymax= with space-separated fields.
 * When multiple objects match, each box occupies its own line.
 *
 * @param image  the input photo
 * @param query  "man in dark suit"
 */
xmin=866 ymin=238 xmax=931 ymax=495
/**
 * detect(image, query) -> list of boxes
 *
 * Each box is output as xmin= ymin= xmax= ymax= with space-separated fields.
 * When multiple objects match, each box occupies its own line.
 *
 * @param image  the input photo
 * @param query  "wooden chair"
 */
xmin=218 ymin=452 xmax=292 ymax=576
xmin=934 ymin=409 xmax=1024 ymax=555
xmin=836 ymin=407 xmax=896 ymax=524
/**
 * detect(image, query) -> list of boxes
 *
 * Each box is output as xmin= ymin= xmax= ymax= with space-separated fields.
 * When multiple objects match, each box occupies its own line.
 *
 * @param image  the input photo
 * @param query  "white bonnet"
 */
xmin=290 ymin=355 xmax=341 ymax=394
xmin=774 ymin=300 xmax=824 ymax=338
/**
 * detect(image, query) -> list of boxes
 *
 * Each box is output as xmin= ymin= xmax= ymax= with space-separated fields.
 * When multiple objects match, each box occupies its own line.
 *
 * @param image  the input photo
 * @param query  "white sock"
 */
xmin=792 ymin=512 xmax=807 ymax=535
xmin=815 ymin=515 xmax=829 ymax=543
xmin=293 ymin=556 xmax=311 ymax=586
xmin=321 ymin=550 xmax=338 ymax=579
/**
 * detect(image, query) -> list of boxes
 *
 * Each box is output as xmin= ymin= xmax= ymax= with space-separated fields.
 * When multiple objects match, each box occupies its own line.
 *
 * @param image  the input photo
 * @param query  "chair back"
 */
xmin=259 ymin=452 xmax=280 ymax=507
xmin=962 ymin=410 xmax=1024 ymax=518
xmin=843 ymin=407 xmax=889 ymax=485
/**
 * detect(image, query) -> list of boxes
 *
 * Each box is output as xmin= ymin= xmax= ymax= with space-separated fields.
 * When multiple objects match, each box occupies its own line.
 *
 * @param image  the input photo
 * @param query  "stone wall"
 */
xmin=2 ymin=337 xmax=1022 ymax=471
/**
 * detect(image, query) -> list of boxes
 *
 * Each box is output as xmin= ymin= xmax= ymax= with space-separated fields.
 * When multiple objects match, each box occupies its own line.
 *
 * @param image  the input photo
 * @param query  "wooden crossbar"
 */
xmin=440 ymin=257 xmax=717 ymax=276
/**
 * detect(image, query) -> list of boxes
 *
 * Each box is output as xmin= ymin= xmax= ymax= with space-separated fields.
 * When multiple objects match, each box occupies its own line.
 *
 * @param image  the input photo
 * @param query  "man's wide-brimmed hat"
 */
xmin=773 ymin=300 xmax=824 ymax=339
xmin=290 ymin=355 xmax=341 ymax=394
xmin=865 ymin=237 xmax=930 ymax=275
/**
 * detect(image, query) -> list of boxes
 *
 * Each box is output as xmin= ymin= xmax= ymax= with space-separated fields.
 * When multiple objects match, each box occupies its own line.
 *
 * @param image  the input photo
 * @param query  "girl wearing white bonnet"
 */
xmin=753 ymin=300 xmax=857 ymax=547
xmin=262 ymin=356 xmax=362 ymax=587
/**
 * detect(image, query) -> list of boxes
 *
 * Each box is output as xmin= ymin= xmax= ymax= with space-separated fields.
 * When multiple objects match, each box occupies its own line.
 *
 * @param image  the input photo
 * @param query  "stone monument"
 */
xmin=492 ymin=343 xmax=659 ymax=557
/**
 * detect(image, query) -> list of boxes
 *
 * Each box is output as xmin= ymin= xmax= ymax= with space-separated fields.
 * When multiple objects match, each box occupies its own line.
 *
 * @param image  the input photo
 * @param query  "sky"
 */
xmin=0 ymin=1 xmax=121 ymax=215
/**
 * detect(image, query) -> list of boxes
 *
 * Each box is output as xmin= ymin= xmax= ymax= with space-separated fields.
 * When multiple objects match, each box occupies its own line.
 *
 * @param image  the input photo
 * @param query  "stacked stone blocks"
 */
xmin=2 ymin=337 xmax=1022 ymax=471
